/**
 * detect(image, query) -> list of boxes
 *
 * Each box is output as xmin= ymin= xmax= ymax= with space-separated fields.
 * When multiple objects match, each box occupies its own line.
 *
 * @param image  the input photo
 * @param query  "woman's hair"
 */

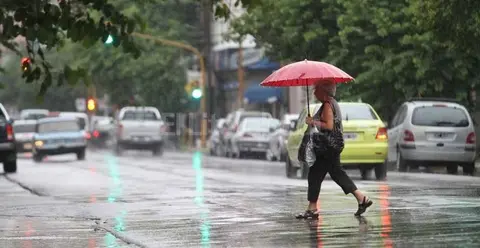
xmin=316 ymin=80 xmax=336 ymax=97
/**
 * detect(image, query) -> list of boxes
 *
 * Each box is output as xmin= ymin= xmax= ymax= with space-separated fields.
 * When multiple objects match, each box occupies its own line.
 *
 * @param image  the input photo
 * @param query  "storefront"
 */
xmin=212 ymin=43 xmax=283 ymax=118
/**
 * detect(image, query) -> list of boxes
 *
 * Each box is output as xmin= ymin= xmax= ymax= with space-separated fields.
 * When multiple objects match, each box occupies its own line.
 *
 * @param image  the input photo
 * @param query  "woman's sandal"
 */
xmin=354 ymin=196 xmax=373 ymax=216
xmin=296 ymin=209 xmax=319 ymax=219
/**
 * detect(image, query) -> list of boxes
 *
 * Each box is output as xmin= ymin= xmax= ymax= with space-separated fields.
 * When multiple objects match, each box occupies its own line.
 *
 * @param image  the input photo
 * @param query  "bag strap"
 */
xmin=323 ymin=100 xmax=339 ymax=132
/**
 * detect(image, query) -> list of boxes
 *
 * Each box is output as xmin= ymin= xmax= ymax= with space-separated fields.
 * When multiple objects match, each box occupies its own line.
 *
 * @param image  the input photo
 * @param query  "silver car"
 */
xmin=231 ymin=117 xmax=280 ymax=159
xmin=222 ymin=110 xmax=273 ymax=157
xmin=208 ymin=118 xmax=226 ymax=156
xmin=387 ymin=98 xmax=476 ymax=175
xmin=266 ymin=114 xmax=299 ymax=162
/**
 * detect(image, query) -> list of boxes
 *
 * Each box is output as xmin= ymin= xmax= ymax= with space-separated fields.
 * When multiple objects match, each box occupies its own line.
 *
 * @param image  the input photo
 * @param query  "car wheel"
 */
xmin=285 ymin=157 xmax=296 ymax=178
xmin=33 ymin=153 xmax=43 ymax=163
xmin=225 ymin=144 xmax=231 ymax=158
xmin=463 ymin=162 xmax=475 ymax=175
xmin=280 ymin=152 xmax=287 ymax=162
xmin=266 ymin=149 xmax=276 ymax=161
xmin=209 ymin=146 xmax=215 ymax=156
xmin=114 ymin=144 xmax=123 ymax=156
xmin=152 ymin=144 xmax=164 ymax=156
xmin=446 ymin=164 xmax=458 ymax=174
xmin=374 ymin=162 xmax=387 ymax=180
xmin=76 ymin=149 xmax=86 ymax=160
xmin=396 ymin=149 xmax=408 ymax=172
xmin=3 ymin=160 xmax=17 ymax=173
xmin=360 ymin=168 xmax=370 ymax=180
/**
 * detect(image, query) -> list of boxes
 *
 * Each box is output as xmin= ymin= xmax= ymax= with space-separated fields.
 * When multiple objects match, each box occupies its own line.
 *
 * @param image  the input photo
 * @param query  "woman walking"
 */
xmin=297 ymin=81 xmax=373 ymax=219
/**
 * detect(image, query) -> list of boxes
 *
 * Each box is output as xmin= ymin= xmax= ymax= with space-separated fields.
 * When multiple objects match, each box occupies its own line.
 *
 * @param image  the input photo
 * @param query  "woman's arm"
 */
xmin=314 ymin=103 xmax=334 ymax=130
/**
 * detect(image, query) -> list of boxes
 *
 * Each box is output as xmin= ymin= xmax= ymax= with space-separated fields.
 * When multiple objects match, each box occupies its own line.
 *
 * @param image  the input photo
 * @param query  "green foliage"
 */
xmin=412 ymin=0 xmax=480 ymax=54
xmin=1 ymin=0 xmax=258 ymax=97
xmin=57 ymin=0 xmax=202 ymax=112
xmin=0 ymin=0 xmax=143 ymax=92
xmin=230 ymin=0 xmax=480 ymax=120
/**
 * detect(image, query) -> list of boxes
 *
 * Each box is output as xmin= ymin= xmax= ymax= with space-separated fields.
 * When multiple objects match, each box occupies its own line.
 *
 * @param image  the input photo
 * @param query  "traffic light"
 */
xmin=21 ymin=57 xmax=31 ymax=72
xmin=87 ymin=98 xmax=96 ymax=111
xmin=104 ymin=34 xmax=114 ymax=45
xmin=192 ymin=88 xmax=202 ymax=99
xmin=190 ymin=80 xmax=202 ymax=99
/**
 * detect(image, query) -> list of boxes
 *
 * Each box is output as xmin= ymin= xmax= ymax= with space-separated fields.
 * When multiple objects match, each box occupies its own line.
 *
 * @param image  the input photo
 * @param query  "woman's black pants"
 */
xmin=307 ymin=152 xmax=358 ymax=203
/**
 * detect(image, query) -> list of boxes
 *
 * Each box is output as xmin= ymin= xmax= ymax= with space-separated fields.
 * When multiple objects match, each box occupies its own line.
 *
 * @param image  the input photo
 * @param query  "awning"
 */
xmin=243 ymin=84 xmax=283 ymax=104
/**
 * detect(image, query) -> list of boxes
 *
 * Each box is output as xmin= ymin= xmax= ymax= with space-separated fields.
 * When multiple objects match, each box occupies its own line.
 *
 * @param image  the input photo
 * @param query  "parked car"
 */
xmin=20 ymin=109 xmax=49 ymax=120
xmin=387 ymin=98 xmax=476 ymax=175
xmin=13 ymin=119 xmax=37 ymax=153
xmin=285 ymin=102 xmax=388 ymax=180
xmin=113 ymin=106 xmax=166 ymax=156
xmin=32 ymin=117 xmax=87 ymax=162
xmin=266 ymin=114 xmax=299 ymax=161
xmin=221 ymin=109 xmax=273 ymax=157
xmin=0 ymin=104 xmax=17 ymax=173
xmin=230 ymin=117 xmax=281 ymax=159
xmin=208 ymin=118 xmax=226 ymax=156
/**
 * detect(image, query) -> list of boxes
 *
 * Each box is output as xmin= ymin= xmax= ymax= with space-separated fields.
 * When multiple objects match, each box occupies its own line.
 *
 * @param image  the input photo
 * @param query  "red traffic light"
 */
xmin=21 ymin=57 xmax=31 ymax=72
xmin=21 ymin=57 xmax=31 ymax=64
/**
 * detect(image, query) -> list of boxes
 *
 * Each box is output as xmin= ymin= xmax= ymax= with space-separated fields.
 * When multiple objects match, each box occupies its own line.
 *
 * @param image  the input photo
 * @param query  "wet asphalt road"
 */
xmin=0 ymin=150 xmax=480 ymax=248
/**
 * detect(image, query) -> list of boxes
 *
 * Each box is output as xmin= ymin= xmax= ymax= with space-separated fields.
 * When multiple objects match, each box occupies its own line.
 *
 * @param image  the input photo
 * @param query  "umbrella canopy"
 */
xmin=260 ymin=60 xmax=353 ymax=87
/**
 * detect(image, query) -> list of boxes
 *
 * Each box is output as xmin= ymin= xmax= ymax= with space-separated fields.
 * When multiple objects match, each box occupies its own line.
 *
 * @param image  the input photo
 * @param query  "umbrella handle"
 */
xmin=306 ymin=85 xmax=311 ymax=117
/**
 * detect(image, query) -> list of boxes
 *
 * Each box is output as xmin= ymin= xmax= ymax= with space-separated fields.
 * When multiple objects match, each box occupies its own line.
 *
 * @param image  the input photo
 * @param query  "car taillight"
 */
xmin=160 ymin=125 xmax=166 ymax=133
xmin=403 ymin=130 xmax=415 ymax=142
xmin=466 ymin=132 xmax=476 ymax=144
xmin=375 ymin=127 xmax=388 ymax=141
xmin=93 ymin=130 xmax=100 ymax=138
xmin=6 ymin=124 xmax=13 ymax=140
xmin=243 ymin=133 xmax=252 ymax=137
xmin=85 ymin=132 xmax=91 ymax=140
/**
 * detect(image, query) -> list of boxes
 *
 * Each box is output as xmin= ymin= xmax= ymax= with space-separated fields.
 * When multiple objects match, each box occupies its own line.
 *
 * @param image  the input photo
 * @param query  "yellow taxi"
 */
xmin=285 ymin=102 xmax=388 ymax=180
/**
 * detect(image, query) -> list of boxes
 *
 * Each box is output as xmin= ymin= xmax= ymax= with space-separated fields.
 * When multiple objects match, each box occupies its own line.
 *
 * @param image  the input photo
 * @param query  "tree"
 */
xmin=411 ymin=0 xmax=480 ymax=54
xmin=0 ymin=0 xmax=264 ymax=90
xmin=229 ymin=0 xmax=480 ymax=120
xmin=56 ymin=0 xmax=204 ymax=112
xmin=0 ymin=0 xmax=143 ymax=92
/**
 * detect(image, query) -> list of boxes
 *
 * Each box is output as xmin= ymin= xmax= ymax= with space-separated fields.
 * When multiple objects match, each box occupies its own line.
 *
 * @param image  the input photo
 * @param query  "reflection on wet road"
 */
xmin=0 ymin=150 xmax=479 ymax=247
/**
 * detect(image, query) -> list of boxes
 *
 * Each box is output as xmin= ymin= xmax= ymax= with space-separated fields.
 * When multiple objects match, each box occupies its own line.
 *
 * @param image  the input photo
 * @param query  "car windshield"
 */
xmin=14 ymin=124 xmax=36 ymax=133
xmin=122 ymin=111 xmax=158 ymax=120
xmin=412 ymin=106 xmax=469 ymax=127
xmin=239 ymin=113 xmax=271 ymax=123
xmin=243 ymin=118 xmax=279 ymax=132
xmin=24 ymin=113 xmax=47 ymax=120
xmin=340 ymin=104 xmax=378 ymax=120
xmin=38 ymin=121 xmax=80 ymax=133
xmin=77 ymin=118 xmax=86 ymax=130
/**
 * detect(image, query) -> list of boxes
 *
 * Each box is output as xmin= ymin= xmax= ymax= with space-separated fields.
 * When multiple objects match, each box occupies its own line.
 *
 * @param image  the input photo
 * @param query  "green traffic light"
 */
xmin=192 ymin=88 xmax=202 ymax=99
xmin=105 ymin=35 xmax=114 ymax=44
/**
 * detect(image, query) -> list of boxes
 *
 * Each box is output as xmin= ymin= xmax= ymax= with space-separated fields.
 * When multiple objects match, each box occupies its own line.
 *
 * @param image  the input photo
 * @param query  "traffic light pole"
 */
xmin=131 ymin=32 xmax=208 ymax=149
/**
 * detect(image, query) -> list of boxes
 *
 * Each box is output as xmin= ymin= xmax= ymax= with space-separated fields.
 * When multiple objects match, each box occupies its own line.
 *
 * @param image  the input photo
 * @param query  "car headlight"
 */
xmin=34 ymin=140 xmax=44 ymax=147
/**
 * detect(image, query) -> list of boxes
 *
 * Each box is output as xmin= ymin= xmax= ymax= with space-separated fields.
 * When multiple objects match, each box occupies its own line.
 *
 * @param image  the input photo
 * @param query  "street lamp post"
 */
xmin=131 ymin=32 xmax=208 ymax=148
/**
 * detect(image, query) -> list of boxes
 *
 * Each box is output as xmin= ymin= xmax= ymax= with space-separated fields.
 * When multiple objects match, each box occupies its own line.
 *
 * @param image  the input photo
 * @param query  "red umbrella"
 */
xmin=260 ymin=60 xmax=354 ymax=116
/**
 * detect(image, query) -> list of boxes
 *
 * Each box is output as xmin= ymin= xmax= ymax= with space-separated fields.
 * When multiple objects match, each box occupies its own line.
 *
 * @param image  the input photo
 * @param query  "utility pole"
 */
xmin=202 ymin=0 xmax=216 ymax=143
xmin=202 ymin=0 xmax=214 ymax=133
xmin=236 ymin=37 xmax=245 ymax=109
